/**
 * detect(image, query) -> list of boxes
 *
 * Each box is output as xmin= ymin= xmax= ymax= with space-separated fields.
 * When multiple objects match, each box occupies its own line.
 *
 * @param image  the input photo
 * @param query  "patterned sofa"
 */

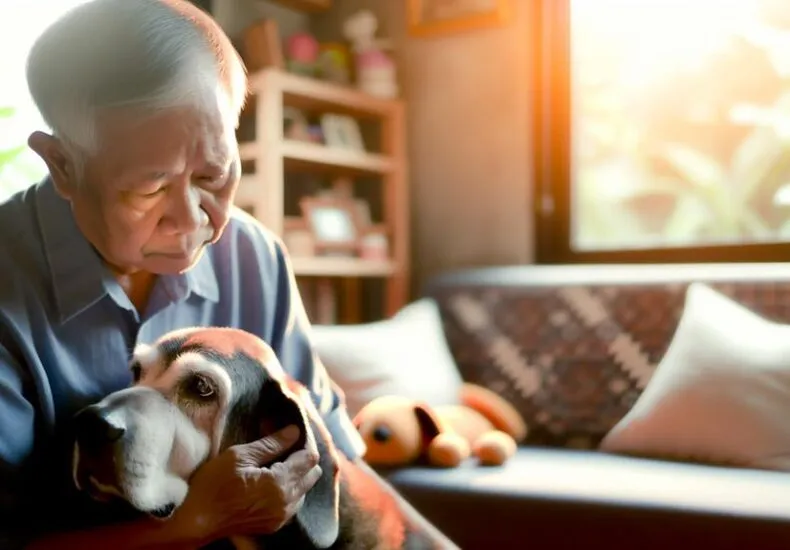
xmin=381 ymin=263 xmax=790 ymax=550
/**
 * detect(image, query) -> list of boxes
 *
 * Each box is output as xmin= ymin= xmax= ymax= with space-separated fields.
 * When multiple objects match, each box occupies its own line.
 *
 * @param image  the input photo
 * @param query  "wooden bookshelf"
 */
xmin=235 ymin=68 xmax=409 ymax=323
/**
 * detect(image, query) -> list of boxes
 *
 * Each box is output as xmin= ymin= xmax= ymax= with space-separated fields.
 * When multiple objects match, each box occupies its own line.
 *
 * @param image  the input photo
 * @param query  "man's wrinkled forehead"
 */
xmin=95 ymin=99 xmax=235 ymax=168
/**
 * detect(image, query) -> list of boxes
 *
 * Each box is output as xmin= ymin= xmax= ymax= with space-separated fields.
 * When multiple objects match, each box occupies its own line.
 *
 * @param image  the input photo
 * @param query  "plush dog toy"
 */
xmin=353 ymin=383 xmax=528 ymax=468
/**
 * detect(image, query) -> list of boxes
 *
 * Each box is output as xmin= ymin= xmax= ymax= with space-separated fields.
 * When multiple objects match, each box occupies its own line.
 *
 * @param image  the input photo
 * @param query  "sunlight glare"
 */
xmin=571 ymin=0 xmax=758 ymax=93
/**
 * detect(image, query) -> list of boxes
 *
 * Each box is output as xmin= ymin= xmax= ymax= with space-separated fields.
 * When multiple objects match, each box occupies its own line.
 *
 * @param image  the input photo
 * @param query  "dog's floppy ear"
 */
xmin=258 ymin=379 xmax=340 ymax=549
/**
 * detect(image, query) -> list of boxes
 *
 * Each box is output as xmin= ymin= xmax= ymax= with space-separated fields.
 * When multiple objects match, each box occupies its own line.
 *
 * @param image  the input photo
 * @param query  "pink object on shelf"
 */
xmin=287 ymin=32 xmax=319 ymax=63
xmin=356 ymin=49 xmax=393 ymax=70
xmin=359 ymin=233 xmax=389 ymax=261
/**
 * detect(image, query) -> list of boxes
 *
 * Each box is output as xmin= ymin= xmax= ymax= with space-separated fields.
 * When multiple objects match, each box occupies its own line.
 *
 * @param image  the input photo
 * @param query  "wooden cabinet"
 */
xmin=235 ymin=68 xmax=409 ymax=323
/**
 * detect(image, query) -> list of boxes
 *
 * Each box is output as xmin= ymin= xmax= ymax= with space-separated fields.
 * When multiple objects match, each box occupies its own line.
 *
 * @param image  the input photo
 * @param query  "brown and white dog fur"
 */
xmin=70 ymin=327 xmax=439 ymax=549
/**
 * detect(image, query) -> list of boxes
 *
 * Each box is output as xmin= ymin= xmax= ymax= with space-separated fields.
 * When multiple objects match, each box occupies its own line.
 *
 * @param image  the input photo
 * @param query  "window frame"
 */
xmin=532 ymin=0 xmax=790 ymax=264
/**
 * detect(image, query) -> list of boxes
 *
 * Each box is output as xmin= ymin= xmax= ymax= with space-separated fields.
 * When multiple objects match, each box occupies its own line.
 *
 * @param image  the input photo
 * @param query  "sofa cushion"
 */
xmin=385 ymin=448 xmax=790 ymax=549
xmin=599 ymin=282 xmax=790 ymax=470
xmin=424 ymin=265 xmax=790 ymax=449
xmin=310 ymin=298 xmax=464 ymax=417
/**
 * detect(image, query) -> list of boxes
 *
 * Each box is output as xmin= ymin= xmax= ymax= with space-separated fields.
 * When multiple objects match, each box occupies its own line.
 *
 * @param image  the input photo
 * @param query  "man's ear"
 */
xmin=27 ymin=131 xmax=79 ymax=200
xmin=258 ymin=380 xmax=340 ymax=549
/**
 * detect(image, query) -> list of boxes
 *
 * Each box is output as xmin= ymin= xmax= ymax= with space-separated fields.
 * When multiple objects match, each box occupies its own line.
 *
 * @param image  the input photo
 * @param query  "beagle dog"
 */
xmin=70 ymin=327 xmax=438 ymax=549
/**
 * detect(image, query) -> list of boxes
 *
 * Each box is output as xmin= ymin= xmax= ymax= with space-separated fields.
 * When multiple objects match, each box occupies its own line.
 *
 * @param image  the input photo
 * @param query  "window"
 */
xmin=534 ymin=0 xmax=790 ymax=263
xmin=0 ymin=1 xmax=91 ymax=203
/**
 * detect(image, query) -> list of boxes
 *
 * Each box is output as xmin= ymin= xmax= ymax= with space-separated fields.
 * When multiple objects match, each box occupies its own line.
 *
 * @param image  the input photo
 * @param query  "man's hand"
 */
xmin=171 ymin=425 xmax=322 ymax=544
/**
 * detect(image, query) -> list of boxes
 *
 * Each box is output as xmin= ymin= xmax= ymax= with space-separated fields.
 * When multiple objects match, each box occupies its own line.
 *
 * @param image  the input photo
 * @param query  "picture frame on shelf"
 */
xmin=300 ymin=196 xmax=362 ymax=256
xmin=320 ymin=113 xmax=365 ymax=151
xmin=406 ymin=0 xmax=511 ymax=38
xmin=315 ymin=183 xmax=372 ymax=233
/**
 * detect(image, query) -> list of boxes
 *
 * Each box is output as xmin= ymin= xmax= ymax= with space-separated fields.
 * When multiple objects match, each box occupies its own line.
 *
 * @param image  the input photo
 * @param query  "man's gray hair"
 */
xmin=26 ymin=0 xmax=248 ymax=157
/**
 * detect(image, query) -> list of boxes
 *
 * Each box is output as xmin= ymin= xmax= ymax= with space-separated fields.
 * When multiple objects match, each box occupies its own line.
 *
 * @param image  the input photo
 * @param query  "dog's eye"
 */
xmin=186 ymin=375 xmax=216 ymax=400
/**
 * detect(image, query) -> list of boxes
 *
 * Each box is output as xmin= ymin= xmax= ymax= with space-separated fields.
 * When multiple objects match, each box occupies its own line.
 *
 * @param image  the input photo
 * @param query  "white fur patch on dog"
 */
xmin=132 ymin=342 xmax=165 ymax=380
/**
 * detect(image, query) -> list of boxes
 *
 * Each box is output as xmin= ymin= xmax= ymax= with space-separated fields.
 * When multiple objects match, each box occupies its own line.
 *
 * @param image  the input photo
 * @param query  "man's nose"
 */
xmin=73 ymin=404 xmax=126 ymax=450
xmin=164 ymin=186 xmax=204 ymax=235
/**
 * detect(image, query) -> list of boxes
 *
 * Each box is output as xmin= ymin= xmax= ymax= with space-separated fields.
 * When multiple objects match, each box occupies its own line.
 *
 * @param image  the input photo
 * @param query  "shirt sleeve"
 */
xmin=0 ymin=341 xmax=38 ymax=549
xmin=265 ymin=236 xmax=366 ymax=461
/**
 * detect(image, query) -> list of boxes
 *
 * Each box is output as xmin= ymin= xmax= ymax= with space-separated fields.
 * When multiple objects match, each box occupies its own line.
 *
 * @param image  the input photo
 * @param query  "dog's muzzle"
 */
xmin=72 ymin=404 xmax=127 ymax=502
xmin=71 ymin=387 xmax=203 ymax=520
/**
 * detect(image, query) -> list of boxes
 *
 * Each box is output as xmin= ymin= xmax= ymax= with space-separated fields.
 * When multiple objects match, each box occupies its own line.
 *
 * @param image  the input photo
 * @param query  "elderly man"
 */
xmin=0 ymin=1 xmax=455 ymax=548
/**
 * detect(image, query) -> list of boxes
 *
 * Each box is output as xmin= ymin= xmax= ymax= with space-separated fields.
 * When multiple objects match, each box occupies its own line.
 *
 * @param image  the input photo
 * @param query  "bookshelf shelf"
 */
xmin=291 ymin=257 xmax=396 ymax=277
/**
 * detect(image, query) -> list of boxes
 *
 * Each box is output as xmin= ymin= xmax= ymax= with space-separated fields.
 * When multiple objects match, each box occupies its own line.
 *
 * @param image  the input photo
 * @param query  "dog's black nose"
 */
xmin=73 ymin=405 xmax=126 ymax=448
xmin=148 ymin=503 xmax=176 ymax=520
xmin=372 ymin=425 xmax=391 ymax=443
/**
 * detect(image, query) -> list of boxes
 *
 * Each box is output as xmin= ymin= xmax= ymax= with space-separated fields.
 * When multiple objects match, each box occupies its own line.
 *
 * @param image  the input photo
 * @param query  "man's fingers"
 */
xmin=238 ymin=425 xmax=301 ymax=465
xmin=285 ymin=448 xmax=320 ymax=477
xmin=287 ymin=464 xmax=323 ymax=503
xmin=300 ymin=464 xmax=323 ymax=494
xmin=268 ymin=460 xmax=322 ymax=506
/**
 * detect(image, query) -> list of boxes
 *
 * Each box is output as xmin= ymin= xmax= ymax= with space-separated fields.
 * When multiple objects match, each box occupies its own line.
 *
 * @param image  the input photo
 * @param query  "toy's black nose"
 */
xmin=73 ymin=405 xmax=126 ymax=449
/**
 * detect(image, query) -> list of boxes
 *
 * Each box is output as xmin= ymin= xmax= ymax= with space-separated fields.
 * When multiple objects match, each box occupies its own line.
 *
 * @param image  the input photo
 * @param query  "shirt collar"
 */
xmin=186 ymin=249 xmax=219 ymax=303
xmin=36 ymin=178 xmax=219 ymax=324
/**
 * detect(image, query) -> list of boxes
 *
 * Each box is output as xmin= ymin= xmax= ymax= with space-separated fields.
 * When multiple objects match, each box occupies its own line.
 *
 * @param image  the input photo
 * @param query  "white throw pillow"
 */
xmin=309 ymin=298 xmax=464 ymax=417
xmin=599 ymin=282 xmax=790 ymax=470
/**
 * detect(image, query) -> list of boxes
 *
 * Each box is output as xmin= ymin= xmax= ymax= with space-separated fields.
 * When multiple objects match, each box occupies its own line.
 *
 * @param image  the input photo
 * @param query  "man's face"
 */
xmin=32 ymin=93 xmax=240 ymax=276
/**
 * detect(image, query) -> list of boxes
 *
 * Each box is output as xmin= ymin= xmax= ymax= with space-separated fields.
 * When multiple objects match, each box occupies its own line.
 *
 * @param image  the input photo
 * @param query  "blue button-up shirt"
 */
xmin=0 ymin=178 xmax=364 ymax=546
